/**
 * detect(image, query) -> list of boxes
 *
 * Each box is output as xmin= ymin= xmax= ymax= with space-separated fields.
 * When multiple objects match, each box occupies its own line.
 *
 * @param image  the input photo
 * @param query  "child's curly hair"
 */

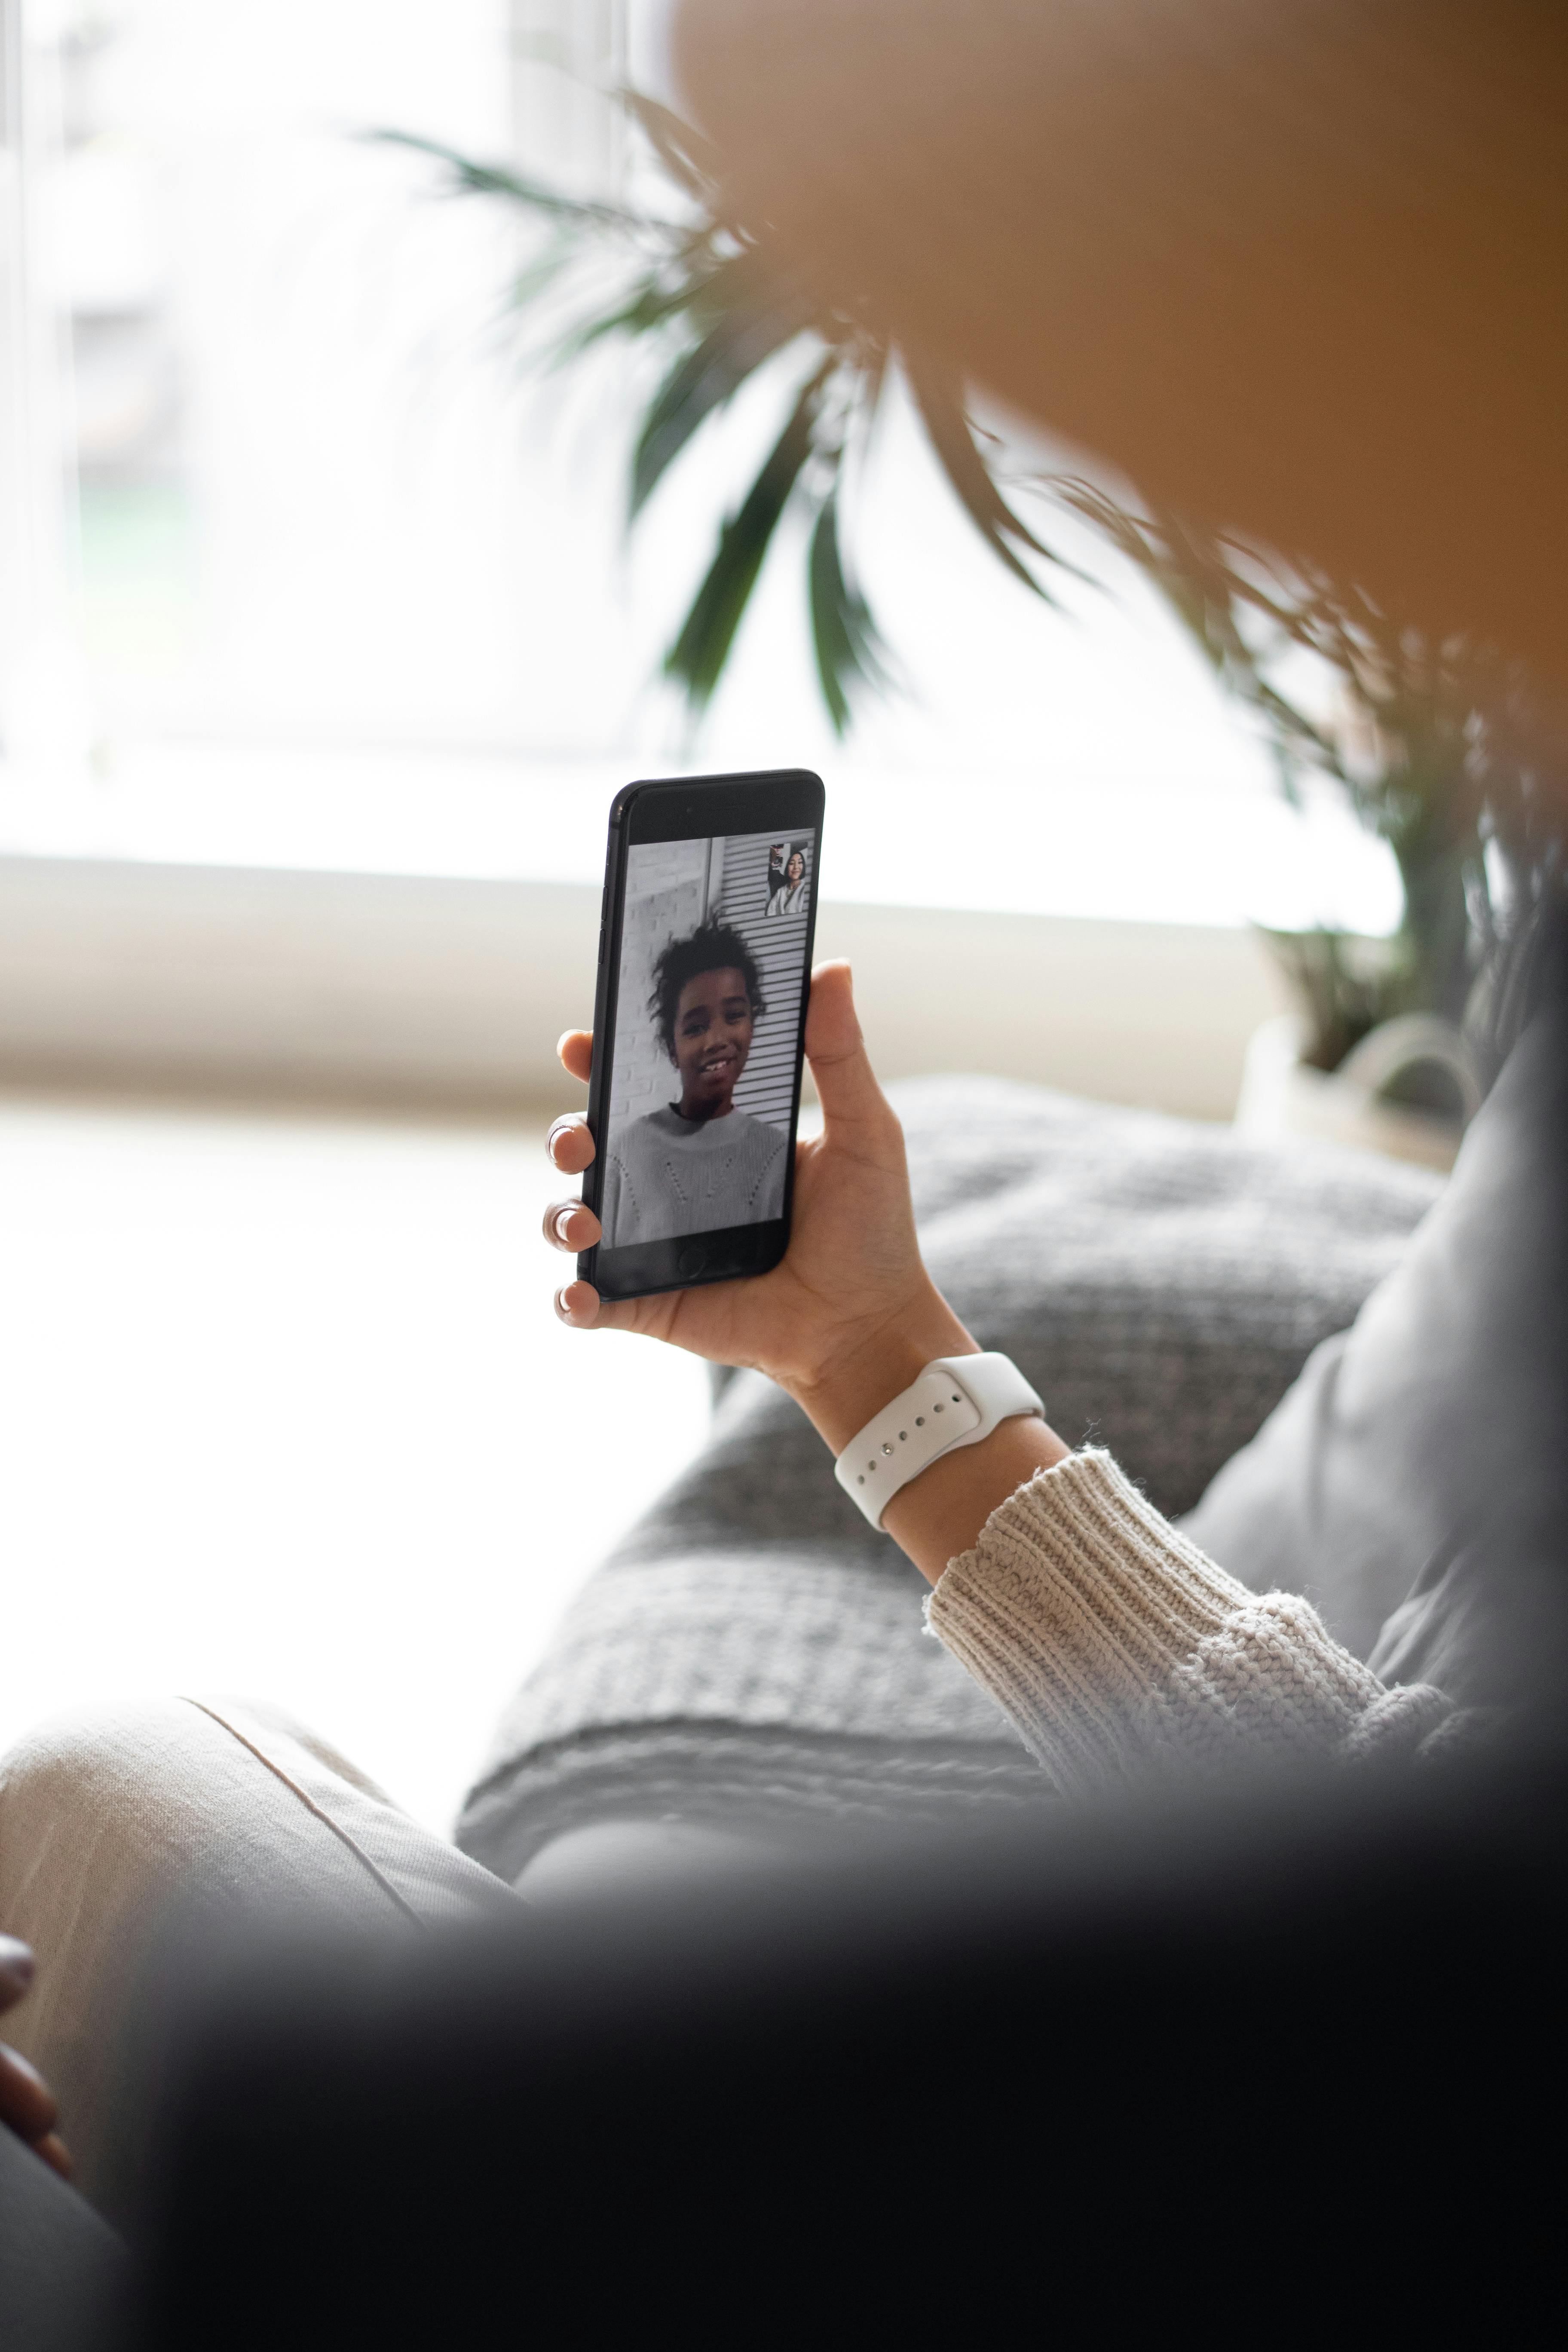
xmin=648 ymin=921 xmax=766 ymax=1060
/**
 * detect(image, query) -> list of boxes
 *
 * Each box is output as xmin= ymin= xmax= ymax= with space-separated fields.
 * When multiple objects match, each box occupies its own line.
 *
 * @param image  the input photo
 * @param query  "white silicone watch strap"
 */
xmin=834 ymin=1353 xmax=1045 ymax=1529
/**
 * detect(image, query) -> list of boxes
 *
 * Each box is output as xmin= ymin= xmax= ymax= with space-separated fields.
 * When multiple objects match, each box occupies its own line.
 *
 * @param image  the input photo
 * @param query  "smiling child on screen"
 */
xmin=599 ymin=921 xmax=789 ymax=1249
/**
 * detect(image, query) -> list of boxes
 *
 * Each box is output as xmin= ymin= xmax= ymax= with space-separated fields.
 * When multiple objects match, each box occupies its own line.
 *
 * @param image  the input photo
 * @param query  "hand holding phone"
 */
xmin=545 ymin=770 xmax=1069 ymax=1583
xmin=545 ymin=957 xmax=975 ymax=1453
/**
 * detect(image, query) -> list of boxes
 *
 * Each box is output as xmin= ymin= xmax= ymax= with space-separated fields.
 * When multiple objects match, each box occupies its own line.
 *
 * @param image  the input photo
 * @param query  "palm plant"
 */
xmin=1054 ymin=490 xmax=1568 ymax=1070
xmin=376 ymin=99 xmax=1072 ymax=737
xmin=379 ymin=99 xmax=1566 ymax=1078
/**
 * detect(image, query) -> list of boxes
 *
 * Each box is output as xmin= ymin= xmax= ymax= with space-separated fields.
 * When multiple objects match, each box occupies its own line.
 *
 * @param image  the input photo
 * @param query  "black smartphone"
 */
xmin=579 ymin=766 xmax=825 ymax=1302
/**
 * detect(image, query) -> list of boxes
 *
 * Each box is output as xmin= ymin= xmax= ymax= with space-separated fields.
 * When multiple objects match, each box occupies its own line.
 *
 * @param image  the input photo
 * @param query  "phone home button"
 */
xmin=677 ymin=1244 xmax=708 ymax=1280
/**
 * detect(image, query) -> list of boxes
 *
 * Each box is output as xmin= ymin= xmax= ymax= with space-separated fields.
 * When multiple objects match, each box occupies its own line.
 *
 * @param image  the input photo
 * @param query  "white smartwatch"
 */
xmin=833 ymin=1353 xmax=1045 ymax=1529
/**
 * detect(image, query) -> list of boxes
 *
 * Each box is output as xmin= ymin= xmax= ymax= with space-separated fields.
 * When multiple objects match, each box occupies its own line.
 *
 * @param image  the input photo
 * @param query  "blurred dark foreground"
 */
xmin=106 ymin=1736 xmax=1559 ymax=2345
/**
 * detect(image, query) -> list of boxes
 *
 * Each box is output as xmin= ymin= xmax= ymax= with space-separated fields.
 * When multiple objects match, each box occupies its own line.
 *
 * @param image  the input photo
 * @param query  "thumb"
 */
xmin=805 ymin=962 xmax=889 ymax=1127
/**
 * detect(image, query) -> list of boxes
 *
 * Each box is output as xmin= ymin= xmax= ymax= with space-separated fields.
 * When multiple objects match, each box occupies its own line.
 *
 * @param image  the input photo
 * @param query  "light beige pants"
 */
xmin=0 ymin=1695 xmax=519 ymax=2217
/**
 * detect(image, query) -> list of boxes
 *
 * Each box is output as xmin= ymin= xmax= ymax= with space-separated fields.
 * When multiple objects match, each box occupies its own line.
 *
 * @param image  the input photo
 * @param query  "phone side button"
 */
xmin=597 ymin=923 xmax=606 ymax=963
xmin=677 ymin=1244 xmax=707 ymax=1280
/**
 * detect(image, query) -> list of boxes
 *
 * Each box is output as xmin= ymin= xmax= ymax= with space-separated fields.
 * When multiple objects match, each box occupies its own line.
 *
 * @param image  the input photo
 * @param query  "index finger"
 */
xmin=547 ymin=1116 xmax=596 ymax=1175
xmin=557 ymin=1030 xmax=593 ymax=1085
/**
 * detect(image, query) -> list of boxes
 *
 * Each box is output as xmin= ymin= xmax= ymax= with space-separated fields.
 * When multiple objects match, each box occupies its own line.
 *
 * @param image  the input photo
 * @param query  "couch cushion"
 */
xmin=1182 ymin=1008 xmax=1568 ymax=1711
xmin=459 ymin=1078 xmax=1439 ymax=1879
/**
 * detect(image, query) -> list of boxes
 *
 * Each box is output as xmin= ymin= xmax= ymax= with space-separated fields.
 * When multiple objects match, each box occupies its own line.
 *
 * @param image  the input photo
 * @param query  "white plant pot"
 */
xmin=1234 ymin=1012 xmax=1481 ymax=1173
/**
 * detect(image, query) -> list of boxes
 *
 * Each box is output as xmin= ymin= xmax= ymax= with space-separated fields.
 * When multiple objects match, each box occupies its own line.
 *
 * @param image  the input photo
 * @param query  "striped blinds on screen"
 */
xmin=717 ymin=829 xmax=813 ymax=1130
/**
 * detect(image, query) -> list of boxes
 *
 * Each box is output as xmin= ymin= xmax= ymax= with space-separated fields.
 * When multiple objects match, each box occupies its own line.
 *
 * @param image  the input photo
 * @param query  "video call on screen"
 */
xmin=600 ymin=829 xmax=815 ymax=1250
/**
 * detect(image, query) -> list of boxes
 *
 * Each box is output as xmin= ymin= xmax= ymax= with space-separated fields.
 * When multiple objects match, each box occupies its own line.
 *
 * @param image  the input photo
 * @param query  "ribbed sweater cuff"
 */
xmin=926 ymin=1448 xmax=1384 ymax=1793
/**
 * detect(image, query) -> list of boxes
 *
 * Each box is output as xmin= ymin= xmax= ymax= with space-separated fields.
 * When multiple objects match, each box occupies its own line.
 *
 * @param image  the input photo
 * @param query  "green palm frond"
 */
xmin=809 ymin=488 xmax=892 ymax=736
xmin=664 ymin=360 xmax=833 ymax=711
xmin=552 ymin=263 xmax=712 ymax=361
xmin=903 ymin=357 xmax=1072 ymax=601
xmin=1052 ymin=477 xmax=1348 ymax=806
xmin=366 ymin=127 xmax=640 ymax=233
xmin=631 ymin=273 xmax=816 ymax=520
xmin=616 ymin=91 xmax=720 ymax=203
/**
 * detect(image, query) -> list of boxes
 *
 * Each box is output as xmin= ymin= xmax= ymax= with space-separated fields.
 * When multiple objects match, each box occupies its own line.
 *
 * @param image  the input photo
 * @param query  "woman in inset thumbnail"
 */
xmin=600 ymin=921 xmax=788 ymax=1247
xmin=766 ymin=844 xmax=809 ymax=919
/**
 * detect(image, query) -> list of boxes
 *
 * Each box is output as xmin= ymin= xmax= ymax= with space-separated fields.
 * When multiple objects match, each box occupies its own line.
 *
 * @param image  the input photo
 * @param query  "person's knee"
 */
xmin=0 ymin=1695 xmax=316 ymax=1998
xmin=1 ymin=1696 xmax=237 ymax=1883
xmin=0 ymin=1697 xmax=252 ymax=2217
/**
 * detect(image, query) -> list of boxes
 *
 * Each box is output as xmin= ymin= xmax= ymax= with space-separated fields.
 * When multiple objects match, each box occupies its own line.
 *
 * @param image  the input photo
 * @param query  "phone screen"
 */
xmin=584 ymin=774 xmax=822 ymax=1299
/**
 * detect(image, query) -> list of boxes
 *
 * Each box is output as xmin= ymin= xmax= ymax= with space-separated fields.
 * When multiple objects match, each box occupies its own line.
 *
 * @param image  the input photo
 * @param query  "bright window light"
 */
xmin=0 ymin=0 xmax=1400 ymax=933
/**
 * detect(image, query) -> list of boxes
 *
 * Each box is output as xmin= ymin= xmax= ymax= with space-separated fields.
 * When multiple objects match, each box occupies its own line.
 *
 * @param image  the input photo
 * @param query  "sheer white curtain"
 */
xmin=0 ymin=0 xmax=649 ymax=776
xmin=0 ymin=0 xmax=79 ymax=775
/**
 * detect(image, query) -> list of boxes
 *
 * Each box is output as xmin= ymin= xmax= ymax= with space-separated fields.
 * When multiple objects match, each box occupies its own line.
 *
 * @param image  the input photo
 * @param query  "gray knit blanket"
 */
xmin=458 ymin=1077 xmax=1440 ymax=1879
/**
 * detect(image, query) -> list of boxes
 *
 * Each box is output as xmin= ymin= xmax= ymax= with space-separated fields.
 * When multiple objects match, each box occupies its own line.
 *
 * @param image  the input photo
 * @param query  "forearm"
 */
xmin=791 ymin=1303 xmax=1455 ymax=1792
xmin=928 ymin=1449 xmax=1457 ymax=1792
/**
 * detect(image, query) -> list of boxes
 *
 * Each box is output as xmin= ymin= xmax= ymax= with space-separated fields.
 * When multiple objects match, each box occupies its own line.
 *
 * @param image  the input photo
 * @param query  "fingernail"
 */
xmin=553 ymin=1207 xmax=576 ymax=1246
xmin=554 ymin=1286 xmax=574 ymax=1322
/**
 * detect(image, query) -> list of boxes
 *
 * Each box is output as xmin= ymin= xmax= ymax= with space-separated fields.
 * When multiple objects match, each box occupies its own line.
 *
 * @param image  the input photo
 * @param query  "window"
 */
xmin=0 ymin=0 xmax=1398 ymax=933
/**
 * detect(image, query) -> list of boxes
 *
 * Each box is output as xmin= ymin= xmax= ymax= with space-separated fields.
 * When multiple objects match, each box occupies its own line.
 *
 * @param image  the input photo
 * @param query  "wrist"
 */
xmin=883 ymin=1415 xmax=1069 ymax=1583
xmin=789 ymin=1284 xmax=978 ymax=1455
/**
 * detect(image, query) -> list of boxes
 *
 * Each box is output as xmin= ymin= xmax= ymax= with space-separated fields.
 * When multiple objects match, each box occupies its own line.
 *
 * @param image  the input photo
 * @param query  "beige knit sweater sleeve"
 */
xmin=927 ymin=1449 xmax=1454 ymax=1794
